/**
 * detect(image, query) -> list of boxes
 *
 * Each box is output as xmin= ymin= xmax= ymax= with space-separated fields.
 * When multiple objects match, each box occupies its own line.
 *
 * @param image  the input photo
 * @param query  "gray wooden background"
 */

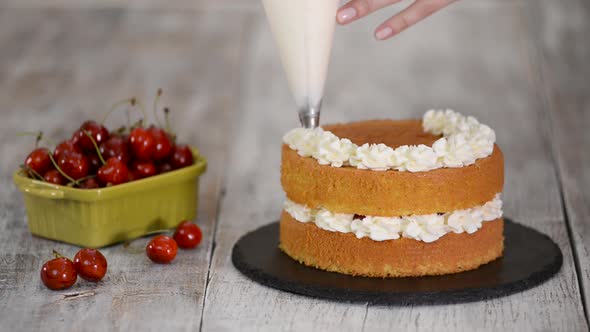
xmin=0 ymin=0 xmax=588 ymax=331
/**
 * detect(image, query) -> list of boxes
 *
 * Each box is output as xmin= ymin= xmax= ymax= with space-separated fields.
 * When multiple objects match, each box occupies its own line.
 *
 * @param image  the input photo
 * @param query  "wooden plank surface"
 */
xmin=523 ymin=0 xmax=590 ymax=320
xmin=0 ymin=8 xmax=249 ymax=331
xmin=201 ymin=1 xmax=588 ymax=331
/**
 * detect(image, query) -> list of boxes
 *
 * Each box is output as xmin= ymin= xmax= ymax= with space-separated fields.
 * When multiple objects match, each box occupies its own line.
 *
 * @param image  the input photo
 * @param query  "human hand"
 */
xmin=336 ymin=0 xmax=458 ymax=40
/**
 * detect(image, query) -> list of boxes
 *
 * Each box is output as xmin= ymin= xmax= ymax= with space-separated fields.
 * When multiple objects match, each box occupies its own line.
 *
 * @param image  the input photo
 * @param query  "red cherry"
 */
xmin=146 ymin=235 xmax=178 ymax=264
xmin=24 ymin=148 xmax=52 ymax=176
xmin=43 ymin=169 xmax=66 ymax=185
xmin=40 ymin=257 xmax=77 ymax=290
xmin=158 ymin=162 xmax=174 ymax=174
xmin=97 ymin=157 xmax=129 ymax=186
xmin=72 ymin=121 xmax=110 ymax=152
xmin=127 ymin=171 xmax=136 ymax=182
xmin=171 ymin=145 xmax=194 ymax=169
xmin=131 ymin=161 xmax=157 ymax=179
xmin=87 ymin=153 xmax=102 ymax=174
xmin=99 ymin=135 xmax=131 ymax=165
xmin=148 ymin=127 xmax=173 ymax=161
xmin=73 ymin=249 xmax=107 ymax=282
xmin=129 ymin=127 xmax=156 ymax=161
xmin=57 ymin=152 xmax=89 ymax=180
xmin=173 ymin=221 xmax=203 ymax=249
xmin=53 ymin=140 xmax=82 ymax=160
xmin=79 ymin=178 xmax=101 ymax=189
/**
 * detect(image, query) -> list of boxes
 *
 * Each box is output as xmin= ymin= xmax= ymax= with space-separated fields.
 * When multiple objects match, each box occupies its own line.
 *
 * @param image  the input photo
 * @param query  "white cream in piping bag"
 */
xmin=284 ymin=194 xmax=503 ymax=243
xmin=283 ymin=109 xmax=497 ymax=172
xmin=261 ymin=0 xmax=340 ymax=127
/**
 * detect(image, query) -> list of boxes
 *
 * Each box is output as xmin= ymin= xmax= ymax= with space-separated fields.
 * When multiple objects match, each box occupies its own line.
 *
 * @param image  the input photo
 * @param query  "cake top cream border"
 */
xmin=283 ymin=110 xmax=496 ymax=172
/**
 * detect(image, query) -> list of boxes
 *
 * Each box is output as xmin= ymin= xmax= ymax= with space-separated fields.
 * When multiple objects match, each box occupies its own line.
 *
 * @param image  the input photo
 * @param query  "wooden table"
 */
xmin=0 ymin=0 xmax=588 ymax=330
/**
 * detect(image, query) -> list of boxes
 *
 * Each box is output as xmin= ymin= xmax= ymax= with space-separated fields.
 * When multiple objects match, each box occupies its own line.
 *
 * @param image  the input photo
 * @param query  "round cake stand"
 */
xmin=231 ymin=218 xmax=562 ymax=305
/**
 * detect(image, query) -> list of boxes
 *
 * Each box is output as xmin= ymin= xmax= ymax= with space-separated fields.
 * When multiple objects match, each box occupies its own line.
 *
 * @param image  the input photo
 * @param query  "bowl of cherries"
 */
xmin=13 ymin=93 xmax=207 ymax=248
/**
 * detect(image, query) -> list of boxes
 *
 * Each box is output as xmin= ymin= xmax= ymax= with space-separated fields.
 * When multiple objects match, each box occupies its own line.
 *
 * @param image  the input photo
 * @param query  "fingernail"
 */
xmin=337 ymin=7 xmax=357 ymax=24
xmin=375 ymin=27 xmax=393 ymax=40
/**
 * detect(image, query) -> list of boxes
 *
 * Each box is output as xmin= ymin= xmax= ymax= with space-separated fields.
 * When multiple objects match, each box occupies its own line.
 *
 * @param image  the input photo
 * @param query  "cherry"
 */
xmin=53 ymin=140 xmax=82 ymax=160
xmin=99 ymin=135 xmax=131 ymax=165
xmin=97 ymin=157 xmax=129 ymax=186
xmin=129 ymin=127 xmax=156 ymax=161
xmin=79 ymin=178 xmax=100 ymax=189
xmin=149 ymin=127 xmax=173 ymax=161
xmin=127 ymin=171 xmax=136 ymax=182
xmin=43 ymin=169 xmax=66 ymax=185
xmin=146 ymin=235 xmax=178 ymax=264
xmin=57 ymin=152 xmax=89 ymax=180
xmin=24 ymin=148 xmax=52 ymax=177
xmin=73 ymin=249 xmax=107 ymax=282
xmin=171 ymin=145 xmax=194 ymax=169
xmin=173 ymin=221 xmax=203 ymax=249
xmin=72 ymin=121 xmax=110 ymax=152
xmin=131 ymin=161 xmax=157 ymax=179
xmin=40 ymin=257 xmax=77 ymax=290
xmin=87 ymin=153 xmax=102 ymax=174
xmin=158 ymin=162 xmax=174 ymax=174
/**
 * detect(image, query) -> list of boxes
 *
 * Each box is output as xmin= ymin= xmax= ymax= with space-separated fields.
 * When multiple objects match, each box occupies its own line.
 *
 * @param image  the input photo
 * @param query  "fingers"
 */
xmin=337 ymin=0 xmax=401 ymax=25
xmin=374 ymin=0 xmax=457 ymax=40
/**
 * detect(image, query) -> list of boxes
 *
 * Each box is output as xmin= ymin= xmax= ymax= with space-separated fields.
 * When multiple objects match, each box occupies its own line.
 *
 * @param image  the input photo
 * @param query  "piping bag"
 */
xmin=261 ymin=0 xmax=340 ymax=128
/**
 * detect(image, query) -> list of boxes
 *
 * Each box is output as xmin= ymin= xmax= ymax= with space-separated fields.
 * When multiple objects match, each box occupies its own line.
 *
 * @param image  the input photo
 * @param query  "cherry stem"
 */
xmin=126 ymin=108 xmax=131 ymax=129
xmin=83 ymin=130 xmax=106 ymax=165
xmin=101 ymin=98 xmax=136 ymax=125
xmin=67 ymin=174 xmax=96 ymax=188
xmin=114 ymin=125 xmax=127 ymax=136
xmin=52 ymin=249 xmax=64 ymax=259
xmin=45 ymin=149 xmax=78 ymax=185
xmin=35 ymin=131 xmax=43 ymax=148
xmin=132 ymin=98 xmax=148 ymax=126
xmin=153 ymin=88 xmax=163 ymax=127
xmin=164 ymin=107 xmax=172 ymax=134
xmin=22 ymin=165 xmax=45 ymax=181
xmin=16 ymin=131 xmax=46 ymax=149
xmin=163 ymin=108 xmax=177 ymax=143
xmin=16 ymin=131 xmax=40 ymax=137
xmin=130 ymin=119 xmax=143 ymax=131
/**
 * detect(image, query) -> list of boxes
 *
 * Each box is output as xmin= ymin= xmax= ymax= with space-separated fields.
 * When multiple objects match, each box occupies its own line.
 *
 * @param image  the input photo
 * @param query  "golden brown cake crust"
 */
xmin=279 ymin=211 xmax=504 ymax=277
xmin=281 ymin=119 xmax=504 ymax=216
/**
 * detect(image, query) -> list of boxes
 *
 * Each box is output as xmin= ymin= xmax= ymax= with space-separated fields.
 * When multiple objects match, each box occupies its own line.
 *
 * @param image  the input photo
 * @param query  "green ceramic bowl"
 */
xmin=13 ymin=149 xmax=207 ymax=248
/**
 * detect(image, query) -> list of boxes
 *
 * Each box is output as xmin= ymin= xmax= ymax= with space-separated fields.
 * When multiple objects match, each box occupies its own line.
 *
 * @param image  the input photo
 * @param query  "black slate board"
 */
xmin=231 ymin=218 xmax=563 ymax=305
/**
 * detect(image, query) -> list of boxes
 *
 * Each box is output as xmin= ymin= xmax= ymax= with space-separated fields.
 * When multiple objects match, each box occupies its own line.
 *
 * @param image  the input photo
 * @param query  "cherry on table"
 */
xmin=129 ymin=127 xmax=156 ymax=161
xmin=149 ymin=126 xmax=173 ymax=161
xmin=43 ymin=169 xmax=66 ymax=185
xmin=100 ymin=135 xmax=131 ymax=165
xmin=171 ymin=145 xmax=194 ymax=169
xmin=97 ymin=157 xmax=129 ymax=186
xmin=40 ymin=257 xmax=77 ymax=290
xmin=131 ymin=161 xmax=157 ymax=179
xmin=73 ymin=248 xmax=107 ymax=282
xmin=146 ymin=235 xmax=178 ymax=264
xmin=57 ymin=152 xmax=89 ymax=180
xmin=24 ymin=148 xmax=52 ymax=176
xmin=72 ymin=121 xmax=110 ymax=152
xmin=173 ymin=221 xmax=203 ymax=249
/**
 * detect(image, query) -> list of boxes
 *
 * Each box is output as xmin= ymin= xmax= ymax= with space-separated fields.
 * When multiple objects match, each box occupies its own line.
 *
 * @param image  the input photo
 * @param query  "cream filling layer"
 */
xmin=284 ymin=194 xmax=502 ymax=243
xmin=283 ymin=109 xmax=496 ymax=172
